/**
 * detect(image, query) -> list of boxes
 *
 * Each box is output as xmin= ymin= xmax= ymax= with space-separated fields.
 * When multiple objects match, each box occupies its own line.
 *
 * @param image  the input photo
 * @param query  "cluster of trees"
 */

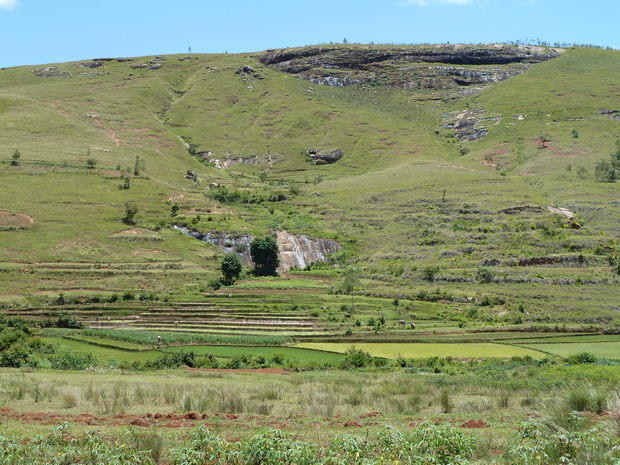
xmin=220 ymin=235 xmax=280 ymax=285
xmin=0 ymin=314 xmax=91 ymax=368
xmin=207 ymin=185 xmax=287 ymax=204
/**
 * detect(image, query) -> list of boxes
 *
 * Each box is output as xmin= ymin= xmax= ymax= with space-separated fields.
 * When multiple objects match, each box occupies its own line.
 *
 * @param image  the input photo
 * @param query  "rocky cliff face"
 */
xmin=258 ymin=44 xmax=562 ymax=92
xmin=174 ymin=227 xmax=341 ymax=272
xmin=275 ymin=231 xmax=341 ymax=270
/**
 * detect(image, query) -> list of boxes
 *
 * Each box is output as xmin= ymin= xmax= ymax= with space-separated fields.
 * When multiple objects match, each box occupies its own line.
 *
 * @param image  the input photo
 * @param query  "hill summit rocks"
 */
xmin=259 ymin=44 xmax=562 ymax=93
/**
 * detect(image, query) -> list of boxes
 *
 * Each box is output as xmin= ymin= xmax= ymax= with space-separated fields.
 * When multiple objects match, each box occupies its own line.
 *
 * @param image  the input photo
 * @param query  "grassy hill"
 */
xmin=1 ymin=43 xmax=620 ymax=328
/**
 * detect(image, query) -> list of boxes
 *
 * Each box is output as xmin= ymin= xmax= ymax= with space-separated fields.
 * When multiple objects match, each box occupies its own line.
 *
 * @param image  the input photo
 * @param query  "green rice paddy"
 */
xmin=164 ymin=345 xmax=344 ymax=364
xmin=516 ymin=342 xmax=620 ymax=359
xmin=295 ymin=342 xmax=546 ymax=359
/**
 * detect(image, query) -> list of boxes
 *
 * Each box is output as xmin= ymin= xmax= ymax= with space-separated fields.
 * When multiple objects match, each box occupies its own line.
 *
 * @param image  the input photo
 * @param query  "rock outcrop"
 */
xmin=258 ymin=44 xmax=562 ymax=92
xmin=174 ymin=227 xmax=341 ymax=272
xmin=598 ymin=109 xmax=620 ymax=121
xmin=441 ymin=110 xmax=502 ymax=141
xmin=308 ymin=149 xmax=344 ymax=165
xmin=33 ymin=67 xmax=71 ymax=78
xmin=196 ymin=151 xmax=276 ymax=170
xmin=275 ymin=231 xmax=342 ymax=270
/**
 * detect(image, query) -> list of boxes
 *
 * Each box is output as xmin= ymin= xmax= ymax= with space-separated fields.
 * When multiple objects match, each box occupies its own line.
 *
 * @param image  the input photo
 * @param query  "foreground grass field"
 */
xmin=2 ymin=356 xmax=620 ymax=463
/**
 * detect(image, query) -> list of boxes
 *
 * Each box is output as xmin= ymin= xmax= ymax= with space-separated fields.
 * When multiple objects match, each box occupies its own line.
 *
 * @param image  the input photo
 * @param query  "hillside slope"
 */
xmin=1 ymin=44 xmax=620 ymax=324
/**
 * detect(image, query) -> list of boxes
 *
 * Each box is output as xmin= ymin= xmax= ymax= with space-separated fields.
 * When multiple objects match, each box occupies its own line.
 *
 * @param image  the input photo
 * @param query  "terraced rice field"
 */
xmin=95 ymin=306 xmax=329 ymax=337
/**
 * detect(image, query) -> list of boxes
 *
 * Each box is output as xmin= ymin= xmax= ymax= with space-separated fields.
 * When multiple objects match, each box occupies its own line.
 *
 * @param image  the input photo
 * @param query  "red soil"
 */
xmin=460 ymin=419 xmax=490 ymax=428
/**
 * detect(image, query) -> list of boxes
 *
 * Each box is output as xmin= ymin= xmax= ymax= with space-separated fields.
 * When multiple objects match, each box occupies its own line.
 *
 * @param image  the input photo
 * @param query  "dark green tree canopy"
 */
xmin=221 ymin=252 xmax=243 ymax=285
xmin=250 ymin=236 xmax=280 ymax=276
xmin=123 ymin=200 xmax=138 ymax=224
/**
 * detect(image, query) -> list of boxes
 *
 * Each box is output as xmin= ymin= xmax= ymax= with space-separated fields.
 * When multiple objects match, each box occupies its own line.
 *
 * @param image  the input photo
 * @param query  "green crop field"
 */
xmin=516 ymin=342 xmax=620 ymax=359
xmin=164 ymin=344 xmax=345 ymax=364
xmin=41 ymin=337 xmax=161 ymax=363
xmin=295 ymin=342 xmax=545 ymax=359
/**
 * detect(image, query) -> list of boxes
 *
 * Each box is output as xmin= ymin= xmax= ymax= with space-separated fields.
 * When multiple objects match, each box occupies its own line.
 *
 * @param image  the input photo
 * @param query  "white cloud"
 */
xmin=402 ymin=0 xmax=473 ymax=5
xmin=0 ymin=0 xmax=18 ymax=11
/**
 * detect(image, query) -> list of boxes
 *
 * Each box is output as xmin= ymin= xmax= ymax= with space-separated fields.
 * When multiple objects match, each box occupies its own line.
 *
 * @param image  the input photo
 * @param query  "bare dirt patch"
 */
xmin=460 ymin=419 xmax=490 ymax=428
xmin=111 ymin=228 xmax=155 ymax=236
xmin=0 ymin=211 xmax=34 ymax=230
xmin=0 ymin=407 xmax=213 ymax=428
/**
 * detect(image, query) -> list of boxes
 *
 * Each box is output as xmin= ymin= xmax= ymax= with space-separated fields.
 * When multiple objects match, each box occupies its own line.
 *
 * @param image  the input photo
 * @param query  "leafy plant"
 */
xmin=221 ymin=252 xmax=242 ymax=285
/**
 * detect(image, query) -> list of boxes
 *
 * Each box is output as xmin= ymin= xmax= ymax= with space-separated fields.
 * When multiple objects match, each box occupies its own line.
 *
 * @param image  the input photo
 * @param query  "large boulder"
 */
xmin=308 ymin=149 xmax=344 ymax=165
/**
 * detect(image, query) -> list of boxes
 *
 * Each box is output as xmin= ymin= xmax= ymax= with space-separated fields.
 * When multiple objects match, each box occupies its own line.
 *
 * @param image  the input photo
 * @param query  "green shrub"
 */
xmin=342 ymin=347 xmax=373 ymax=368
xmin=477 ymin=266 xmax=495 ymax=283
xmin=566 ymin=352 xmax=596 ymax=365
xmin=147 ymin=350 xmax=195 ymax=369
xmin=49 ymin=350 xmax=98 ymax=370
xmin=54 ymin=313 xmax=83 ymax=329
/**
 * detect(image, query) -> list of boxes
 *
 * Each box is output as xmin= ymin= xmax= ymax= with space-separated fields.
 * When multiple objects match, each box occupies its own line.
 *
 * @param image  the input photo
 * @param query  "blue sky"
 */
xmin=0 ymin=0 xmax=617 ymax=68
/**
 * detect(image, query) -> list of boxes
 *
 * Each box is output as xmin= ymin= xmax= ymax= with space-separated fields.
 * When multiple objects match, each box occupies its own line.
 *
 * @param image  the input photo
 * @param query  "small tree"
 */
xmin=250 ymin=236 xmax=280 ymax=276
xmin=340 ymin=271 xmax=360 ymax=312
xmin=123 ymin=201 xmax=138 ymax=224
xmin=11 ymin=149 xmax=20 ymax=166
xmin=594 ymin=160 xmax=616 ymax=182
xmin=118 ymin=175 xmax=131 ymax=190
xmin=134 ymin=155 xmax=145 ymax=175
xmin=221 ymin=253 xmax=242 ymax=285
xmin=171 ymin=203 xmax=180 ymax=217
xmin=86 ymin=158 xmax=98 ymax=169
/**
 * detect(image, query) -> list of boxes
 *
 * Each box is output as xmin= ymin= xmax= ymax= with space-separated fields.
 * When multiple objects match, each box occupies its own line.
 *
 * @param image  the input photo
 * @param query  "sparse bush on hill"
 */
xmin=594 ymin=159 xmax=616 ymax=182
xmin=10 ymin=149 xmax=20 ymax=166
xmin=477 ymin=266 xmax=496 ymax=283
xmin=118 ymin=175 xmax=131 ymax=190
xmin=422 ymin=266 xmax=440 ymax=282
xmin=123 ymin=200 xmax=138 ymax=224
